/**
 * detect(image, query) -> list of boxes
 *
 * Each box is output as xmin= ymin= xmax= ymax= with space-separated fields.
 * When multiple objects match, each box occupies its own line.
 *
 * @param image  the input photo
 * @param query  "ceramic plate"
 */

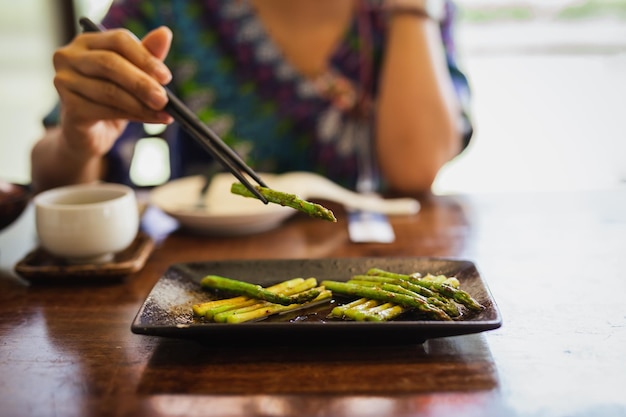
xmin=149 ymin=174 xmax=295 ymax=236
xmin=131 ymin=257 xmax=502 ymax=344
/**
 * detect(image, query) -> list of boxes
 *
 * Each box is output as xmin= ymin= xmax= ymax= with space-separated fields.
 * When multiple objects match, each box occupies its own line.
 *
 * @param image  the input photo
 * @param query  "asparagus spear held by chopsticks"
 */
xmin=230 ymin=182 xmax=336 ymax=222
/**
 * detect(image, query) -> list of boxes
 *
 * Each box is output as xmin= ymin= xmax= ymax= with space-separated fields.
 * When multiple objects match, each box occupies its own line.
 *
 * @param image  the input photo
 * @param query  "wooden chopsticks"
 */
xmin=78 ymin=17 xmax=268 ymax=204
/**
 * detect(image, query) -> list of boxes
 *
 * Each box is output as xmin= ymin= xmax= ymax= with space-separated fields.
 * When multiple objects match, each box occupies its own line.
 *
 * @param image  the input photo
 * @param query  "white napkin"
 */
xmin=347 ymin=211 xmax=395 ymax=243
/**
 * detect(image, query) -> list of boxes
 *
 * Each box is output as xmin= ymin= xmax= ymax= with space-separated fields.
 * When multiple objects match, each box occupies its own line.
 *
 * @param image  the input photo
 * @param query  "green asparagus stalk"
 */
xmin=193 ymin=278 xmax=306 ymax=317
xmin=352 ymin=302 xmax=399 ymax=321
xmin=349 ymin=277 xmax=461 ymax=317
xmin=321 ymin=280 xmax=452 ymax=321
xmin=349 ymin=279 xmax=460 ymax=318
xmin=201 ymin=279 xmax=311 ymax=320
xmin=336 ymin=299 xmax=381 ymax=320
xmin=421 ymin=273 xmax=460 ymax=288
xmin=230 ymin=182 xmax=337 ymax=222
xmin=330 ymin=295 xmax=407 ymax=322
xmin=220 ymin=288 xmax=332 ymax=324
xmin=415 ymin=279 xmax=482 ymax=311
xmin=365 ymin=268 xmax=483 ymax=311
xmin=203 ymin=298 xmax=259 ymax=320
xmin=374 ymin=304 xmax=406 ymax=321
xmin=352 ymin=275 xmax=438 ymax=298
xmin=200 ymin=275 xmax=321 ymax=306
xmin=329 ymin=297 xmax=371 ymax=319
xmin=192 ymin=295 xmax=248 ymax=317
xmin=212 ymin=278 xmax=319 ymax=322
xmin=367 ymin=268 xmax=459 ymax=288
xmin=366 ymin=268 xmax=418 ymax=280
xmin=195 ymin=277 xmax=332 ymax=323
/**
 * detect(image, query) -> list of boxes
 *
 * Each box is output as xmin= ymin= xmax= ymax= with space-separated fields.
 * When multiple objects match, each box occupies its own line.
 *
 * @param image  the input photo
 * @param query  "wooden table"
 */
xmin=1 ymin=189 xmax=625 ymax=417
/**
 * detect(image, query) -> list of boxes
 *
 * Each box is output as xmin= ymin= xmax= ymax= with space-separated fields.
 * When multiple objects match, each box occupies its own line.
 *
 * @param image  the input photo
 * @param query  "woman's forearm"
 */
xmin=31 ymin=126 xmax=106 ymax=193
xmin=376 ymin=13 xmax=462 ymax=194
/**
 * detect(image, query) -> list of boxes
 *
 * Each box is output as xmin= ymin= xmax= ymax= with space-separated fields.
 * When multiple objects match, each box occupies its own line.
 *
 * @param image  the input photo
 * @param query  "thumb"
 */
xmin=142 ymin=26 xmax=173 ymax=61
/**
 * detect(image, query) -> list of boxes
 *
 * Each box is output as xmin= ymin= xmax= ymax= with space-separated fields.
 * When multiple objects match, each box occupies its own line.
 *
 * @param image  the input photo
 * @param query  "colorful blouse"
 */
xmin=47 ymin=0 xmax=472 ymax=190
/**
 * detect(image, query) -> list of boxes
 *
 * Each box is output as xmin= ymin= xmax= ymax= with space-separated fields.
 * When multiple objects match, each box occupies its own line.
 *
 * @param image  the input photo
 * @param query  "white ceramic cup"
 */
xmin=34 ymin=183 xmax=139 ymax=264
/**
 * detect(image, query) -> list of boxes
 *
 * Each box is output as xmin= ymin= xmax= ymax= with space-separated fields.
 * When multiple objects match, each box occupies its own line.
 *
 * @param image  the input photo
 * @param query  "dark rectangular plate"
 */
xmin=131 ymin=257 xmax=502 ymax=344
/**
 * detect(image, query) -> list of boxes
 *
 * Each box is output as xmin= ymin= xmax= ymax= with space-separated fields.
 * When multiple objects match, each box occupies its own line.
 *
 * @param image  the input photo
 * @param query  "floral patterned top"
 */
xmin=48 ymin=0 xmax=472 ymax=190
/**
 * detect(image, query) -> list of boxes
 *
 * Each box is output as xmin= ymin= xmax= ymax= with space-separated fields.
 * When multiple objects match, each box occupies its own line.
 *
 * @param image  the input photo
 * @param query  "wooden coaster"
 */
xmin=14 ymin=232 xmax=154 ymax=281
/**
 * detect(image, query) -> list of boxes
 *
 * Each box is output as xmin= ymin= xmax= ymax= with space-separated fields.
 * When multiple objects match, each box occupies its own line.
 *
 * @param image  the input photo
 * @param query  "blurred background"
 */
xmin=1 ymin=0 xmax=625 ymax=194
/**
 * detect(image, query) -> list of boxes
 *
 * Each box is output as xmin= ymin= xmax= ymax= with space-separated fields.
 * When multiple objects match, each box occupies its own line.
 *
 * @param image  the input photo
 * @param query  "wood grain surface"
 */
xmin=1 ymin=189 xmax=625 ymax=417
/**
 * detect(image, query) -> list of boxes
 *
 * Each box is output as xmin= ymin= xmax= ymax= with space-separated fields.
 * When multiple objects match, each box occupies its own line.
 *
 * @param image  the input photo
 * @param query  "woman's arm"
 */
xmin=376 ymin=7 xmax=463 ymax=194
xmin=31 ymin=126 xmax=108 ymax=192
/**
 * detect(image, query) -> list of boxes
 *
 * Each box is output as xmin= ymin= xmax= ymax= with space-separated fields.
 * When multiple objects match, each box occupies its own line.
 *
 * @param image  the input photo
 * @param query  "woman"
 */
xmin=31 ymin=0 xmax=472 ymax=195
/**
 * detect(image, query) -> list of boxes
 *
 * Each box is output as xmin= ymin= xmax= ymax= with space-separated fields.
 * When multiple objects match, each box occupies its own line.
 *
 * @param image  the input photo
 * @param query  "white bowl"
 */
xmin=34 ymin=183 xmax=139 ymax=264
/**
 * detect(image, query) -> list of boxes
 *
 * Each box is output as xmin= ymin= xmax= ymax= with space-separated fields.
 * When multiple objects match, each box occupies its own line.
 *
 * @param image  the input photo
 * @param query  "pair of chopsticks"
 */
xmin=78 ymin=17 xmax=268 ymax=204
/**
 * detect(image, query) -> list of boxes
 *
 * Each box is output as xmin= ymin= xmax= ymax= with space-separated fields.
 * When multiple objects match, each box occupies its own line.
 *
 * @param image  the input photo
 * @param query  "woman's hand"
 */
xmin=52 ymin=26 xmax=174 ymax=158
xmin=31 ymin=26 xmax=175 ymax=192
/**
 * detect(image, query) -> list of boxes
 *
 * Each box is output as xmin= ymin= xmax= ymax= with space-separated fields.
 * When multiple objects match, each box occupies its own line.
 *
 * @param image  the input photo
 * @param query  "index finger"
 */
xmin=83 ymin=29 xmax=171 ymax=85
